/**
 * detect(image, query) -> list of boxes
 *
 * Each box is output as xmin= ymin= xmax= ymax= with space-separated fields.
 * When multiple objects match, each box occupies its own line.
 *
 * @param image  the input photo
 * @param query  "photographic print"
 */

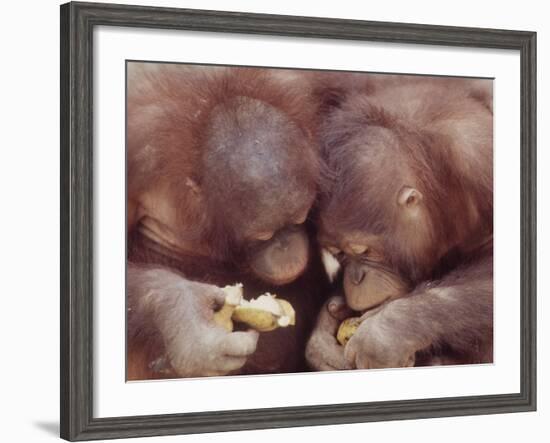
xmin=61 ymin=3 xmax=536 ymax=439
xmin=126 ymin=62 xmax=493 ymax=381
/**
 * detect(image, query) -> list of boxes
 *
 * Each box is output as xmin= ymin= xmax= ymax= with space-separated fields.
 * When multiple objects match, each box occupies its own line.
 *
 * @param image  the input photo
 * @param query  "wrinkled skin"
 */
xmin=248 ymin=226 xmax=310 ymax=286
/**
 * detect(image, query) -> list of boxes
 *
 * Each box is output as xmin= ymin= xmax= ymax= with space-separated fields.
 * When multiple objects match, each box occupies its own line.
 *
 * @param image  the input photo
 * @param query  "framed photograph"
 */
xmin=60 ymin=1 xmax=536 ymax=441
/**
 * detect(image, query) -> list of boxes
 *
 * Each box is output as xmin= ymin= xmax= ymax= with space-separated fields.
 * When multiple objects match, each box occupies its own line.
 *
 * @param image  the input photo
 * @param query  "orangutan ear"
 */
xmin=397 ymin=185 xmax=423 ymax=207
xmin=185 ymin=177 xmax=201 ymax=196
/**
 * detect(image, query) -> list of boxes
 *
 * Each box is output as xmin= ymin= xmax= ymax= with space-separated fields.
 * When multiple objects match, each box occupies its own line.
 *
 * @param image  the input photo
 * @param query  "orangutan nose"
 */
xmin=349 ymin=264 xmax=366 ymax=285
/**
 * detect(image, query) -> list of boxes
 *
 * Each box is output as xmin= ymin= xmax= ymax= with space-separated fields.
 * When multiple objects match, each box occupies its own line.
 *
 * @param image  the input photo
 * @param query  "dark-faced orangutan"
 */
xmin=306 ymin=74 xmax=493 ymax=370
xmin=127 ymin=63 xmax=329 ymax=379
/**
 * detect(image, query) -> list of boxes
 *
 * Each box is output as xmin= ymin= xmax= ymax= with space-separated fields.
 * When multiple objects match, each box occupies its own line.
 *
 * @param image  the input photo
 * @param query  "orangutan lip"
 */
xmin=254 ymin=259 xmax=308 ymax=286
xmin=269 ymin=270 xmax=306 ymax=285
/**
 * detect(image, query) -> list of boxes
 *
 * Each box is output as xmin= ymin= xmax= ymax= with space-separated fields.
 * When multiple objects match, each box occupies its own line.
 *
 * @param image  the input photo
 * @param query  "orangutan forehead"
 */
xmin=204 ymin=98 xmax=314 ymax=183
xmin=200 ymin=96 xmax=318 ymax=236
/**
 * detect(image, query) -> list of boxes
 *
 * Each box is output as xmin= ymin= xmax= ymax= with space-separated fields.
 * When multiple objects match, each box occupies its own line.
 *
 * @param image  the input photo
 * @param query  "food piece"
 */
xmin=213 ymin=283 xmax=244 ymax=332
xmin=336 ymin=317 xmax=362 ymax=346
xmin=274 ymin=298 xmax=296 ymax=327
xmin=233 ymin=293 xmax=296 ymax=332
xmin=213 ymin=284 xmax=296 ymax=332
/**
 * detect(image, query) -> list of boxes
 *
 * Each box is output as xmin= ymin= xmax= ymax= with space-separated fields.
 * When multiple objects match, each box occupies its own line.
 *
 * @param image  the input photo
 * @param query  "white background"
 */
xmin=0 ymin=0 xmax=547 ymax=442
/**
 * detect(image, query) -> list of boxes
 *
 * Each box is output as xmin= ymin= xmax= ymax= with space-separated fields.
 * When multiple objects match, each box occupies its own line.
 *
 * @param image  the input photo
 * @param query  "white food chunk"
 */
xmin=239 ymin=293 xmax=283 ymax=316
xmin=222 ymin=283 xmax=244 ymax=306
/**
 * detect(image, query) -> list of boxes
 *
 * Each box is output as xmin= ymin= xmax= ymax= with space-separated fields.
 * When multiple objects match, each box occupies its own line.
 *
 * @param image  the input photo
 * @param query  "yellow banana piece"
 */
xmin=213 ymin=284 xmax=296 ymax=332
xmin=336 ymin=317 xmax=362 ymax=346
xmin=213 ymin=283 xmax=243 ymax=332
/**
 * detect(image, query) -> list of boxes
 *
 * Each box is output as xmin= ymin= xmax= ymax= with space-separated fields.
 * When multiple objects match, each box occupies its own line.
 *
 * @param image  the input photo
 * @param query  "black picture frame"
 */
xmin=60 ymin=1 xmax=537 ymax=441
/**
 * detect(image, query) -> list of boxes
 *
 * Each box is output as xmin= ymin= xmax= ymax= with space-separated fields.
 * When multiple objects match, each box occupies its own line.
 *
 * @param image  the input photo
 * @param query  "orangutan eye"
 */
xmin=349 ymin=244 xmax=368 ymax=255
xmin=255 ymin=231 xmax=274 ymax=241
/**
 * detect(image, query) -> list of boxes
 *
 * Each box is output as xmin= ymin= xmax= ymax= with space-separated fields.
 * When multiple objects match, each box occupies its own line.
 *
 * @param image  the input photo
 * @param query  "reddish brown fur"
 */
xmin=128 ymin=64 xmax=320 ymax=261
xmin=307 ymin=73 xmax=493 ymax=369
xmin=128 ymin=64 xmax=318 ymax=194
xmin=319 ymin=74 xmax=493 ymax=281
